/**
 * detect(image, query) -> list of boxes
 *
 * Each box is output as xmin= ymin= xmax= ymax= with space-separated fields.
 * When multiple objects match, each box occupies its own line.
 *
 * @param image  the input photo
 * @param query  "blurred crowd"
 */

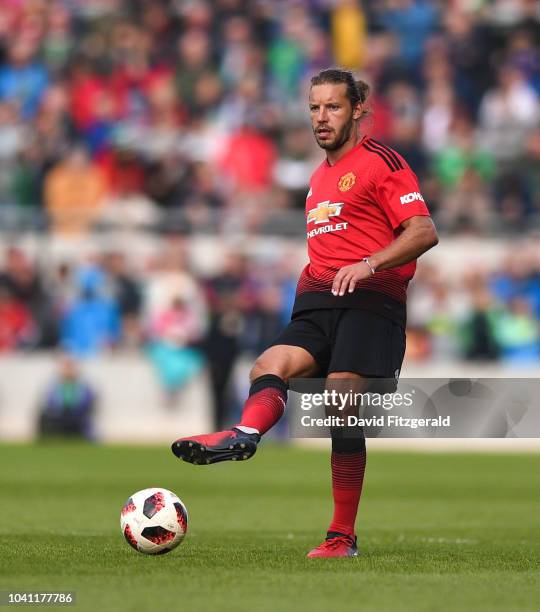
xmin=1 ymin=237 xmax=540 ymax=364
xmin=0 ymin=0 xmax=539 ymax=235
xmin=408 ymin=238 xmax=540 ymax=364
xmin=0 ymin=240 xmax=299 ymax=425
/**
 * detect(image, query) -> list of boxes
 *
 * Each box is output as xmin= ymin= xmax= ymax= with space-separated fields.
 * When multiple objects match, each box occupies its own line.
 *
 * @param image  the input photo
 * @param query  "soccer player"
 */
xmin=172 ymin=69 xmax=438 ymax=557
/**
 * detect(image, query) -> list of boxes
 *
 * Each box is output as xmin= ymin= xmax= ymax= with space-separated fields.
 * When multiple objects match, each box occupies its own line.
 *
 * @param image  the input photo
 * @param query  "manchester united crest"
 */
xmin=338 ymin=172 xmax=356 ymax=192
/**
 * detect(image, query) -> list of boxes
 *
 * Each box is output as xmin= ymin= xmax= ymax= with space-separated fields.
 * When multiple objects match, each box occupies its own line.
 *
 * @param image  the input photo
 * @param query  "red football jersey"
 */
xmin=292 ymin=137 xmax=431 ymax=325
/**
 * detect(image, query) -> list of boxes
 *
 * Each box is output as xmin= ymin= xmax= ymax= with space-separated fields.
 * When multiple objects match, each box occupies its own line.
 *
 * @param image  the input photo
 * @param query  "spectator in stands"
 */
xmin=523 ymin=128 xmax=540 ymax=213
xmin=0 ymin=38 xmax=49 ymax=119
xmin=49 ymin=260 xmax=76 ymax=316
xmin=433 ymin=114 xmax=496 ymax=230
xmin=146 ymin=295 xmax=205 ymax=407
xmin=41 ymin=2 xmax=73 ymax=71
xmin=69 ymin=59 xmax=110 ymax=134
xmin=35 ymin=82 xmax=73 ymax=164
xmin=44 ymin=146 xmax=107 ymax=233
xmin=490 ymin=254 xmax=533 ymax=305
xmin=377 ymin=0 xmax=439 ymax=75
xmin=435 ymin=115 xmax=496 ymax=189
xmin=437 ymin=167 xmax=494 ymax=232
xmin=220 ymin=122 xmax=276 ymax=192
xmin=461 ymin=285 xmax=500 ymax=361
xmin=0 ymin=101 xmax=24 ymax=164
xmin=494 ymin=296 xmax=540 ymax=363
xmin=408 ymin=263 xmax=468 ymax=360
xmin=267 ymin=9 xmax=307 ymax=101
xmin=506 ymin=29 xmax=540 ymax=95
xmin=7 ymin=142 xmax=48 ymax=231
xmin=0 ymin=286 xmax=35 ymax=351
xmin=37 ymin=355 xmax=96 ymax=440
xmin=331 ymin=0 xmax=367 ymax=70
xmin=445 ymin=7 xmax=493 ymax=117
xmin=242 ymin=282 xmax=287 ymax=356
xmin=103 ymin=252 xmax=143 ymax=349
xmin=203 ymin=252 xmax=252 ymax=429
xmin=60 ymin=264 xmax=120 ymax=357
xmin=145 ymin=242 xmax=208 ymax=332
xmin=175 ymin=28 xmax=214 ymax=114
xmin=144 ymin=243 xmax=207 ymax=404
xmin=219 ymin=15 xmax=261 ymax=92
xmin=99 ymin=174 xmax=161 ymax=233
xmin=421 ymin=80 xmax=456 ymax=155
xmin=0 ymin=247 xmax=57 ymax=348
xmin=0 ymin=102 xmax=27 ymax=226
xmin=385 ymin=80 xmax=426 ymax=176
xmin=478 ymin=63 xmax=540 ymax=162
xmin=274 ymin=124 xmax=317 ymax=209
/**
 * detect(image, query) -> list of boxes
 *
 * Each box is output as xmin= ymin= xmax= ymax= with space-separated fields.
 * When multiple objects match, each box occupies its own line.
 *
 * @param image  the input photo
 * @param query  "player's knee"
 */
xmin=249 ymin=358 xmax=287 ymax=383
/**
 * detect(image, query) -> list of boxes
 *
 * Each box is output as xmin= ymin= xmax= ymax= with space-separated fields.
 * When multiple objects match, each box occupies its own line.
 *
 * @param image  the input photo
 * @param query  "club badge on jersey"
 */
xmin=337 ymin=171 xmax=356 ymax=192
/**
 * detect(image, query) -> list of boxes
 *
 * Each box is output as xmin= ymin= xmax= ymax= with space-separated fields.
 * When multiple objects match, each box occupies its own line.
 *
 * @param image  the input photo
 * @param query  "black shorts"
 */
xmin=271 ymin=308 xmax=406 ymax=378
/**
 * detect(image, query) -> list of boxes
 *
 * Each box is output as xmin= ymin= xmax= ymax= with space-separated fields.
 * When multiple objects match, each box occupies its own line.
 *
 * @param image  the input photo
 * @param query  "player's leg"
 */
xmin=307 ymin=309 xmax=405 ymax=558
xmin=307 ymin=371 xmax=366 ymax=558
xmin=171 ymin=312 xmax=328 ymax=465
xmin=235 ymin=314 xmax=331 ymax=438
xmin=171 ymin=345 xmax=318 ymax=464
xmin=327 ymin=372 xmax=368 ymax=542
xmin=233 ymin=344 xmax=320 ymax=437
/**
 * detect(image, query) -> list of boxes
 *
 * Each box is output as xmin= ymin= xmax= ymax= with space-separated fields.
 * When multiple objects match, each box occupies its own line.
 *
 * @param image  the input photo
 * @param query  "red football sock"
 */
xmin=238 ymin=388 xmax=286 ymax=434
xmin=237 ymin=375 xmax=287 ymax=435
xmin=328 ymin=450 xmax=367 ymax=536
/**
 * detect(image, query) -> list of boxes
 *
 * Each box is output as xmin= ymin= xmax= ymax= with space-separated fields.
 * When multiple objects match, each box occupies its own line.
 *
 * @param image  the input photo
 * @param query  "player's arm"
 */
xmin=332 ymin=159 xmax=437 ymax=297
xmin=368 ymin=215 xmax=438 ymax=271
xmin=331 ymin=215 xmax=438 ymax=296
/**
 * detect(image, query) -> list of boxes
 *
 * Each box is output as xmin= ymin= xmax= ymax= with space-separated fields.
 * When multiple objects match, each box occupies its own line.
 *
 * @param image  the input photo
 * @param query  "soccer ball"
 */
xmin=120 ymin=487 xmax=188 ymax=555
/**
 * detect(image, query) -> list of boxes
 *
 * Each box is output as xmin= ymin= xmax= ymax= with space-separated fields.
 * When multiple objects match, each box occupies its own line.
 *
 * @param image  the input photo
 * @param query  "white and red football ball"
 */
xmin=120 ymin=487 xmax=188 ymax=555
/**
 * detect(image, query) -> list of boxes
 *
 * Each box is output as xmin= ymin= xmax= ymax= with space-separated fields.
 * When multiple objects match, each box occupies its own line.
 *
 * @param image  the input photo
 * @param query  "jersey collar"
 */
xmin=325 ymin=134 xmax=368 ymax=168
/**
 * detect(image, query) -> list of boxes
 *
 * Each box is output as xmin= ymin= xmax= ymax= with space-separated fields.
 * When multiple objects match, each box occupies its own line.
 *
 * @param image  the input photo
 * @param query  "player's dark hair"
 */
xmin=310 ymin=68 xmax=370 ymax=118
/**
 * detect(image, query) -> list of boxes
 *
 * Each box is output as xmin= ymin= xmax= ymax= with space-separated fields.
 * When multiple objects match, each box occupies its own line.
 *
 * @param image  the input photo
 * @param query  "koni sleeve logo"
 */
xmin=399 ymin=192 xmax=425 ymax=205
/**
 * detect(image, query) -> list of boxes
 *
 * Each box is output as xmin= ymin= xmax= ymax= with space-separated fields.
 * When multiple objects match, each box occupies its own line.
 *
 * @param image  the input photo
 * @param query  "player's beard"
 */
xmin=314 ymin=115 xmax=355 ymax=151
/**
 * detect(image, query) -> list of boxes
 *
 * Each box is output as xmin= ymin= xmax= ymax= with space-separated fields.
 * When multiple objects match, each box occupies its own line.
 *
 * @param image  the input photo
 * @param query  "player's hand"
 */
xmin=332 ymin=261 xmax=374 ymax=296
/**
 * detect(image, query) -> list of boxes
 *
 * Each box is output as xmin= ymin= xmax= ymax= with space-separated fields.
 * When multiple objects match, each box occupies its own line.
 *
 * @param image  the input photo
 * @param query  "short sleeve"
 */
xmin=375 ymin=165 xmax=431 ymax=229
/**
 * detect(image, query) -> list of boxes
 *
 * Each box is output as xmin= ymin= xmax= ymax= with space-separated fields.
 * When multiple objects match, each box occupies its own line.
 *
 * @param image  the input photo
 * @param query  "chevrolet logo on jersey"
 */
xmin=307 ymin=201 xmax=344 ymax=224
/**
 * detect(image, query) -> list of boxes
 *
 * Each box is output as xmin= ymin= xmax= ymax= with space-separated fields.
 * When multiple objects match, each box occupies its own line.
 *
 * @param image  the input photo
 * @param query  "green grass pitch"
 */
xmin=1 ymin=442 xmax=539 ymax=612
